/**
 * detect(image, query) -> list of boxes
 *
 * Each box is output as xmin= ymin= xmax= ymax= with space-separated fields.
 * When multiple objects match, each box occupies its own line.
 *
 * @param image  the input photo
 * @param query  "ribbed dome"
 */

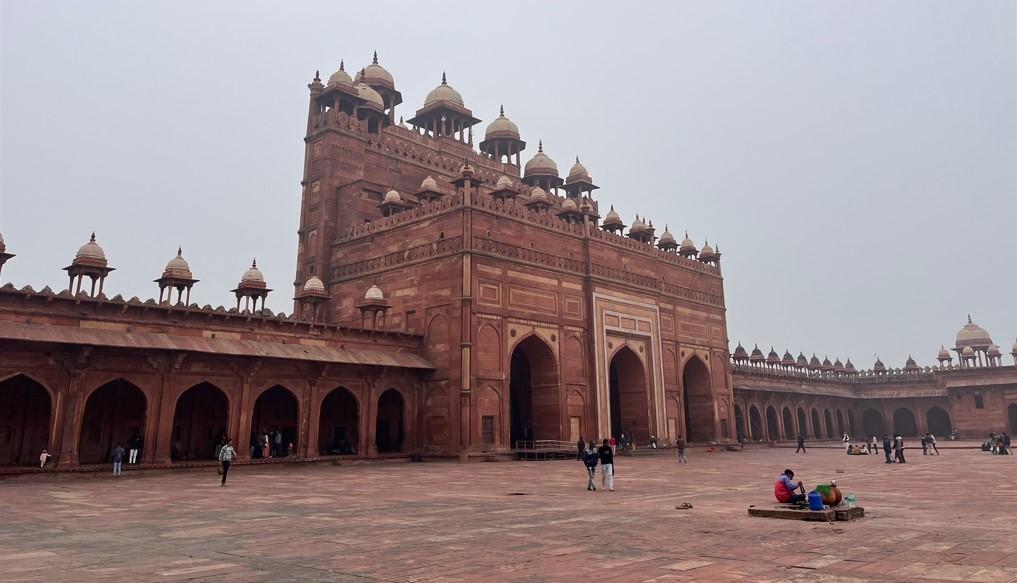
xmin=782 ymin=350 xmax=795 ymax=365
xmin=822 ymin=356 xmax=833 ymax=368
xmin=604 ymin=205 xmax=623 ymax=225
xmin=241 ymin=260 xmax=264 ymax=282
xmin=524 ymin=141 xmax=559 ymax=177
xmin=680 ymin=232 xmax=697 ymax=253
xmin=873 ymin=357 xmax=885 ymax=370
xmin=495 ymin=175 xmax=513 ymax=189
xmin=365 ymin=284 xmax=384 ymax=301
xmin=327 ymin=60 xmax=352 ymax=85
xmin=796 ymin=352 xmax=808 ymax=367
xmin=750 ymin=345 xmax=764 ymax=361
xmin=844 ymin=359 xmax=856 ymax=372
xmin=383 ymin=189 xmax=402 ymax=203
xmin=956 ymin=316 xmax=992 ymax=348
xmin=424 ymin=72 xmax=464 ymax=106
xmin=356 ymin=83 xmax=385 ymax=109
xmin=485 ymin=105 xmax=519 ymax=138
xmin=76 ymin=233 xmax=106 ymax=260
xmin=733 ymin=343 xmax=748 ymax=359
xmin=961 ymin=346 xmax=975 ymax=357
xmin=658 ymin=227 xmax=677 ymax=245
xmin=356 ymin=52 xmax=395 ymax=87
xmin=700 ymin=240 xmax=715 ymax=258
xmin=568 ymin=157 xmax=589 ymax=178
xmin=420 ymin=175 xmax=438 ymax=190
xmin=809 ymin=354 xmax=822 ymax=368
xmin=905 ymin=355 xmax=918 ymax=369
xmin=629 ymin=215 xmax=646 ymax=232
xmin=833 ymin=358 xmax=844 ymax=371
xmin=938 ymin=345 xmax=951 ymax=359
xmin=561 ymin=197 xmax=578 ymax=211
xmin=987 ymin=344 xmax=1001 ymax=356
xmin=164 ymin=248 xmax=191 ymax=275
xmin=303 ymin=276 xmax=325 ymax=292
xmin=529 ymin=186 xmax=548 ymax=201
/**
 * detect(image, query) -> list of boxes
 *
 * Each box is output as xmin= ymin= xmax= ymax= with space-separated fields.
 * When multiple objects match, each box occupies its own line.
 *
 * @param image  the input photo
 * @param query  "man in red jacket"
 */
xmin=774 ymin=469 xmax=806 ymax=504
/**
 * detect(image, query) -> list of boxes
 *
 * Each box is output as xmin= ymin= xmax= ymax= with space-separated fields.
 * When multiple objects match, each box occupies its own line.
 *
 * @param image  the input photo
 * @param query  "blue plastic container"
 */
xmin=808 ymin=491 xmax=824 ymax=511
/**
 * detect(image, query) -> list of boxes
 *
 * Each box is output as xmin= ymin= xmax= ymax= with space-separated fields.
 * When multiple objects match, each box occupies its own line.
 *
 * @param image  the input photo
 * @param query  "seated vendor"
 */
xmin=774 ymin=469 xmax=806 ymax=504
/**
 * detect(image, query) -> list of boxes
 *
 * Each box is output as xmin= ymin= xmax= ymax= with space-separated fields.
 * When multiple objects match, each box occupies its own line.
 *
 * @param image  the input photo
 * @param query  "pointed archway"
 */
xmin=766 ymin=406 xmax=779 ymax=441
xmin=782 ymin=407 xmax=794 ymax=440
xmin=376 ymin=389 xmax=405 ymax=453
xmin=836 ymin=410 xmax=845 ymax=436
xmin=824 ymin=409 xmax=834 ymax=438
xmin=609 ymin=346 xmax=649 ymax=442
xmin=797 ymin=407 xmax=808 ymax=439
xmin=681 ymin=357 xmax=715 ymax=442
xmin=862 ymin=408 xmax=885 ymax=437
xmin=748 ymin=405 xmax=763 ymax=441
xmin=734 ymin=404 xmax=746 ymax=442
xmin=172 ymin=382 xmax=228 ymax=460
xmin=0 ymin=375 xmax=52 ymax=465
xmin=79 ymin=379 xmax=147 ymax=464
xmin=509 ymin=335 xmax=560 ymax=444
xmin=926 ymin=407 xmax=951 ymax=437
xmin=848 ymin=409 xmax=857 ymax=436
xmin=320 ymin=387 xmax=359 ymax=455
xmin=811 ymin=409 xmax=822 ymax=439
xmin=252 ymin=385 xmax=298 ymax=458
xmin=892 ymin=408 xmax=918 ymax=437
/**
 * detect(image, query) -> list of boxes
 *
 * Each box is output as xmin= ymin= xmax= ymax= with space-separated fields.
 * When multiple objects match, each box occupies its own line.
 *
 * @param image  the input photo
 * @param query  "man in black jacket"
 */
xmin=598 ymin=439 xmax=615 ymax=491
xmin=882 ymin=434 xmax=892 ymax=463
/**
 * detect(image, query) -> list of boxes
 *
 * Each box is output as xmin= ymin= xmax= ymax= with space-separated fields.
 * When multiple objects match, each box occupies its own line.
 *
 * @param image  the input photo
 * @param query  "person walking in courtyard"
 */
xmin=796 ymin=434 xmax=806 ymax=453
xmin=110 ymin=443 xmax=125 ymax=478
xmin=577 ymin=437 xmax=585 ymax=461
xmin=870 ymin=435 xmax=878 ymax=454
xmin=882 ymin=434 xmax=893 ymax=463
xmin=609 ymin=435 xmax=617 ymax=456
xmin=219 ymin=438 xmax=237 ymax=487
xmin=598 ymin=438 xmax=615 ymax=491
xmin=583 ymin=441 xmax=599 ymax=491
xmin=675 ymin=434 xmax=687 ymax=463
xmin=927 ymin=433 xmax=940 ymax=455
xmin=774 ymin=469 xmax=806 ymax=505
xmin=128 ymin=432 xmax=142 ymax=464
xmin=1004 ymin=433 xmax=1012 ymax=455
xmin=843 ymin=433 xmax=850 ymax=452
xmin=39 ymin=449 xmax=52 ymax=468
xmin=894 ymin=434 xmax=906 ymax=463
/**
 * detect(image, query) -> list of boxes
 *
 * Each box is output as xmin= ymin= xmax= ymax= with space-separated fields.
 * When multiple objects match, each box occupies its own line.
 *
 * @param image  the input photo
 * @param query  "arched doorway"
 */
xmin=682 ymin=357 xmax=715 ymax=442
xmin=824 ymin=409 xmax=834 ymax=438
xmin=320 ymin=387 xmax=359 ymax=455
xmin=848 ymin=409 xmax=857 ymax=436
xmin=893 ymin=408 xmax=918 ymax=437
xmin=836 ymin=410 xmax=845 ymax=436
xmin=811 ymin=409 xmax=822 ymax=440
xmin=510 ymin=335 xmax=560 ymax=444
xmin=376 ymin=389 xmax=405 ymax=453
xmin=251 ymin=386 xmax=298 ymax=458
xmin=610 ymin=347 xmax=649 ymax=442
xmin=734 ymin=404 xmax=746 ymax=442
xmin=797 ymin=408 xmax=808 ymax=439
xmin=79 ymin=379 xmax=147 ymax=464
xmin=782 ymin=407 xmax=794 ymax=440
xmin=0 ymin=375 xmax=52 ymax=465
xmin=1009 ymin=404 xmax=1017 ymax=435
xmin=766 ymin=406 xmax=779 ymax=441
xmin=748 ymin=406 xmax=763 ymax=441
xmin=172 ymin=382 xmax=228 ymax=460
xmin=862 ymin=408 xmax=885 ymax=437
xmin=926 ymin=406 xmax=951 ymax=436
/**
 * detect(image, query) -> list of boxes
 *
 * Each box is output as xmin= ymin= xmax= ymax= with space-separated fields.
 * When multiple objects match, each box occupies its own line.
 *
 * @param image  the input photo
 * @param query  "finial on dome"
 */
xmin=373 ymin=51 xmax=378 ymax=65
xmin=684 ymin=230 xmax=689 ymax=238
xmin=177 ymin=246 xmax=182 ymax=256
xmin=967 ymin=314 xmax=972 ymax=323
xmin=314 ymin=70 xmax=320 ymax=81
xmin=441 ymin=71 xmax=447 ymax=85
xmin=538 ymin=140 xmax=543 ymax=152
xmin=704 ymin=238 xmax=709 ymax=245
xmin=399 ymin=116 xmax=404 ymax=124
xmin=576 ymin=156 xmax=580 ymax=164
xmin=359 ymin=67 xmax=367 ymax=79
xmin=500 ymin=104 xmax=505 ymax=116
xmin=340 ymin=59 xmax=345 ymax=71
xmin=610 ymin=204 xmax=615 ymax=210
xmin=251 ymin=259 xmax=257 ymax=268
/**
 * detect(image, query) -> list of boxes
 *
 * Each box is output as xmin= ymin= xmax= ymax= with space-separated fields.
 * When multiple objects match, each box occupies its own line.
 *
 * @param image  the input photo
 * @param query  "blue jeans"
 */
xmin=113 ymin=461 xmax=122 ymax=476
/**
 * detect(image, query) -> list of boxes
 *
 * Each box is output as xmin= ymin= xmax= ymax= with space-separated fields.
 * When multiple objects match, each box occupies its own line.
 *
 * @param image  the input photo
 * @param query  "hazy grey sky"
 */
xmin=1 ymin=1 xmax=1014 ymax=369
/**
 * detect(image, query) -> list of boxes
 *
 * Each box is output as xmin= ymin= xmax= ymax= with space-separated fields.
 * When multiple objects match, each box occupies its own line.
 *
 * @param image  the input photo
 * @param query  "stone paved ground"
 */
xmin=2 ymin=442 xmax=1015 ymax=582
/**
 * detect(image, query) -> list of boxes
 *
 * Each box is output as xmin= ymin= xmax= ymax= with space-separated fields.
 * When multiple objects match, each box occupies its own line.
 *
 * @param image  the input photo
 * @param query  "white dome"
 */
xmin=680 ymin=232 xmax=697 ymax=253
xmin=530 ymin=186 xmax=548 ymax=201
xmin=485 ymin=106 xmax=519 ymax=138
xmin=987 ymin=344 xmax=1001 ymax=356
xmin=424 ymin=73 xmax=464 ymax=106
xmin=327 ymin=60 xmax=352 ymax=85
xmin=356 ymin=83 xmax=385 ymax=109
xmin=561 ymin=198 xmax=577 ymax=211
xmin=524 ymin=141 xmax=558 ymax=177
xmin=938 ymin=345 xmax=951 ymax=359
xmin=241 ymin=260 xmax=264 ymax=282
xmin=355 ymin=52 xmax=395 ymax=87
xmin=700 ymin=240 xmax=715 ymax=258
xmin=303 ymin=276 xmax=325 ymax=292
xmin=420 ymin=175 xmax=438 ymax=190
xmin=956 ymin=316 xmax=992 ymax=348
xmin=604 ymin=205 xmax=622 ymax=225
xmin=76 ymin=233 xmax=106 ymax=260
xmin=961 ymin=346 xmax=975 ymax=357
xmin=165 ymin=248 xmax=191 ymax=272
xmin=495 ymin=175 xmax=513 ymax=189
xmin=383 ymin=189 xmax=402 ymax=203
xmin=568 ymin=157 xmax=589 ymax=178
xmin=365 ymin=284 xmax=384 ymax=300
xmin=658 ymin=227 xmax=676 ymax=245
xmin=630 ymin=215 xmax=646 ymax=232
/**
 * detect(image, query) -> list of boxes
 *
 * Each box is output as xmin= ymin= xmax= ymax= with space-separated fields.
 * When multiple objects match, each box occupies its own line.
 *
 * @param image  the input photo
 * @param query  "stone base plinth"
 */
xmin=748 ymin=504 xmax=865 ymax=522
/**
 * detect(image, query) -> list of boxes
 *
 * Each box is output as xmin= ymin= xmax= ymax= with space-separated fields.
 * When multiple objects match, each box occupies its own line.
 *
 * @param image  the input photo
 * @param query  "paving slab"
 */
xmin=1 ymin=446 xmax=1015 ymax=582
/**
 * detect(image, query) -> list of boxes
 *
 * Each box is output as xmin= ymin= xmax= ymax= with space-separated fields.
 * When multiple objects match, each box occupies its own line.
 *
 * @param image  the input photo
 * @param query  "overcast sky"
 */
xmin=1 ymin=1 xmax=1014 ymax=369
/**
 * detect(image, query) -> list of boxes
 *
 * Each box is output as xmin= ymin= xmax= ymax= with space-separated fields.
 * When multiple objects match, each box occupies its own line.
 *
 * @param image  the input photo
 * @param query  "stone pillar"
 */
xmin=56 ymin=372 xmax=85 ymax=468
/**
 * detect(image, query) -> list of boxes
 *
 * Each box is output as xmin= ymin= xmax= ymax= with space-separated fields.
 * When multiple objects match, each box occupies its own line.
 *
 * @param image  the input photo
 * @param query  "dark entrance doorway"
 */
xmin=811 ymin=409 xmax=822 ymax=439
xmin=320 ymin=387 xmax=358 ymax=455
xmin=682 ymin=357 xmax=714 ymax=442
xmin=862 ymin=408 xmax=885 ymax=437
xmin=824 ymin=409 xmax=834 ymax=438
xmin=172 ymin=382 xmax=228 ymax=460
xmin=893 ymin=408 xmax=918 ymax=437
xmin=748 ymin=406 xmax=763 ymax=441
xmin=609 ymin=346 xmax=649 ymax=442
xmin=797 ymin=407 xmax=808 ymax=438
xmin=1009 ymin=404 xmax=1017 ymax=435
xmin=251 ymin=386 xmax=298 ymax=458
xmin=0 ymin=375 xmax=51 ymax=465
xmin=926 ymin=406 xmax=952 ymax=436
xmin=782 ymin=407 xmax=794 ymax=440
xmin=509 ymin=336 xmax=560 ymax=444
xmin=734 ymin=404 xmax=746 ymax=442
xmin=375 ymin=389 xmax=404 ymax=453
xmin=79 ymin=379 xmax=146 ymax=464
xmin=766 ymin=406 xmax=779 ymax=441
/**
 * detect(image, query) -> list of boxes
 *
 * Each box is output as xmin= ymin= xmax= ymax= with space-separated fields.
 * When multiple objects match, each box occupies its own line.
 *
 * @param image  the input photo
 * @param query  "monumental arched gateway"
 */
xmin=509 ymin=335 xmax=560 ymax=443
xmin=682 ymin=357 xmax=715 ymax=442
xmin=0 ymin=374 xmax=51 ymax=466
xmin=608 ymin=346 xmax=649 ymax=441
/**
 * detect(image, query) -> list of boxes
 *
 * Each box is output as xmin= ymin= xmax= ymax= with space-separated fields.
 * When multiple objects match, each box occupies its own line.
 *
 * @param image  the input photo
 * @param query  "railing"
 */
xmin=513 ymin=440 xmax=575 ymax=460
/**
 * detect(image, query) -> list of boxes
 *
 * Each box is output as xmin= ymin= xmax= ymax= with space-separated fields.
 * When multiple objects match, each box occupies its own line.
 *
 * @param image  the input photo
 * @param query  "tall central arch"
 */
xmin=608 ymin=346 xmax=649 ymax=442
xmin=509 ymin=335 xmax=560 ymax=443
xmin=682 ymin=357 xmax=715 ymax=442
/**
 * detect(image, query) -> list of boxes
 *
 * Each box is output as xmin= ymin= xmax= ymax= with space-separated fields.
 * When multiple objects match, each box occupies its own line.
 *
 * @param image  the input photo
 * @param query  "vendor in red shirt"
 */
xmin=774 ymin=469 xmax=806 ymax=504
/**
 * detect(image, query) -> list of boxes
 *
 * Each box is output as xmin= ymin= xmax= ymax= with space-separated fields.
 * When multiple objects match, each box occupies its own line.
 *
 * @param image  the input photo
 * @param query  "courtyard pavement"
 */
xmin=1 ymin=442 xmax=1015 ymax=582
